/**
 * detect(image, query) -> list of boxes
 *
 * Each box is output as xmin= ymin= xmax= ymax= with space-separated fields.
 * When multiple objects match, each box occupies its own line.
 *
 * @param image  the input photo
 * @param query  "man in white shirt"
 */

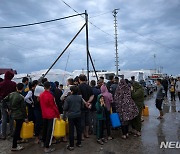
xmin=60 ymin=78 xmax=74 ymax=101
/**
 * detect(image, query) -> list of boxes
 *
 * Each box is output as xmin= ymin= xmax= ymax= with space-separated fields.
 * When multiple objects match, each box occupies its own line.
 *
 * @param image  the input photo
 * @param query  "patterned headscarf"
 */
xmin=114 ymin=79 xmax=139 ymax=123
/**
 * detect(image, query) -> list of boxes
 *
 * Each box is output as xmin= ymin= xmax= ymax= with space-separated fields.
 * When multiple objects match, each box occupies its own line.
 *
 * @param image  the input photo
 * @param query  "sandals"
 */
xmin=76 ymin=143 xmax=82 ymax=148
xmin=121 ymin=135 xmax=127 ymax=139
xmin=66 ymin=145 xmax=74 ymax=151
xmin=44 ymin=147 xmax=55 ymax=153
xmin=134 ymin=132 xmax=141 ymax=137
xmin=102 ymin=138 xmax=108 ymax=143
xmin=11 ymin=145 xmax=24 ymax=151
xmin=97 ymin=139 xmax=104 ymax=145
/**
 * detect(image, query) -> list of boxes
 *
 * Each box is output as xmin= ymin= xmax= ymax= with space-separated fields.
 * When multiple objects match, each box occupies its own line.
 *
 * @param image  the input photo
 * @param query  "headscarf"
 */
xmin=100 ymin=84 xmax=113 ymax=111
xmin=114 ymin=79 xmax=139 ymax=123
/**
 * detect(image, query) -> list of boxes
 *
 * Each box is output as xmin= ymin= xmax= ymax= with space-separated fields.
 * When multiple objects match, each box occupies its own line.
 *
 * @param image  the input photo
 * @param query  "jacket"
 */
xmin=96 ymin=94 xmax=106 ymax=120
xmin=2 ymin=92 xmax=27 ymax=119
xmin=64 ymin=95 xmax=83 ymax=119
xmin=131 ymin=82 xmax=144 ymax=108
xmin=101 ymin=84 xmax=113 ymax=111
xmin=40 ymin=90 xmax=60 ymax=119
xmin=0 ymin=71 xmax=16 ymax=100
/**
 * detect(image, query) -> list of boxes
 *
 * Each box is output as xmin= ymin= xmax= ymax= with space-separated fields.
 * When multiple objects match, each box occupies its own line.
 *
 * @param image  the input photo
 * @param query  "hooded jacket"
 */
xmin=96 ymin=94 xmax=106 ymax=120
xmin=39 ymin=90 xmax=60 ymax=119
xmin=131 ymin=82 xmax=144 ymax=108
xmin=100 ymin=84 xmax=113 ymax=111
xmin=0 ymin=71 xmax=16 ymax=100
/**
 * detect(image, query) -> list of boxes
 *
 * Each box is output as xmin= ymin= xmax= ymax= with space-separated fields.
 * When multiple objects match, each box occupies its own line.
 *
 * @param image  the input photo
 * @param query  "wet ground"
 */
xmin=0 ymin=93 xmax=180 ymax=154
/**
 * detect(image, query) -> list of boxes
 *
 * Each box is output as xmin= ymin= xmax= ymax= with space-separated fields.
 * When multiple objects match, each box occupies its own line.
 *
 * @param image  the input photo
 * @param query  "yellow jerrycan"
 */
xmin=142 ymin=106 xmax=149 ymax=116
xmin=20 ymin=121 xmax=34 ymax=139
xmin=53 ymin=118 xmax=66 ymax=138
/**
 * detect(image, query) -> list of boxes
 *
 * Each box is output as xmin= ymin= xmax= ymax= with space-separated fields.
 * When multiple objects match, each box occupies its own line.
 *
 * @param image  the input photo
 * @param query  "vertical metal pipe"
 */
xmin=85 ymin=10 xmax=90 ymax=83
xmin=113 ymin=9 xmax=119 ymax=76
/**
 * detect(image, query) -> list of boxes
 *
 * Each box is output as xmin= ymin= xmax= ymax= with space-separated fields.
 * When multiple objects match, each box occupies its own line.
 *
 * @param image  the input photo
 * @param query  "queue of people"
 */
xmin=0 ymin=71 xmax=180 ymax=152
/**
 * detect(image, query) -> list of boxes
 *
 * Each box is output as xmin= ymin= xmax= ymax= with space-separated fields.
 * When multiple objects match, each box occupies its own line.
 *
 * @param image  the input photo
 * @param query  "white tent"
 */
xmin=0 ymin=69 xmax=73 ymax=85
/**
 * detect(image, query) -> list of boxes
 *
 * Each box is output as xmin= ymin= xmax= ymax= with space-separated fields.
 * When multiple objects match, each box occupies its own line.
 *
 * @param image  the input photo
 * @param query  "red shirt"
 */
xmin=40 ymin=90 xmax=60 ymax=119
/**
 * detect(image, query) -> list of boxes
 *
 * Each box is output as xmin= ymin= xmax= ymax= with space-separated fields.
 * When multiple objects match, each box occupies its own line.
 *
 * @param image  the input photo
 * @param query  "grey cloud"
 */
xmin=0 ymin=0 xmax=179 ymax=75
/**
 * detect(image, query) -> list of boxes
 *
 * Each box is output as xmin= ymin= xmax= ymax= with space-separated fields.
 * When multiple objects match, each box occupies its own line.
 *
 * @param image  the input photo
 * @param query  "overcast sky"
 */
xmin=0 ymin=0 xmax=179 ymax=75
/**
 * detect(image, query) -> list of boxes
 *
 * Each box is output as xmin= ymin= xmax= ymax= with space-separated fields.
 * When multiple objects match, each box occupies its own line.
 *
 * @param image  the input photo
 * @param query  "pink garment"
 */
xmin=101 ymin=84 xmax=113 ymax=111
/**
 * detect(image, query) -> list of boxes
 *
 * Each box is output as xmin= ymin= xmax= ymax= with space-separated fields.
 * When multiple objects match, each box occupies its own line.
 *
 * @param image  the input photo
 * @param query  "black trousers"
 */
xmin=121 ymin=125 xmax=129 ymax=135
xmin=69 ymin=117 xmax=82 ymax=147
xmin=42 ymin=119 xmax=55 ymax=148
xmin=27 ymin=104 xmax=34 ymax=122
xmin=156 ymin=99 xmax=163 ymax=111
xmin=96 ymin=120 xmax=104 ymax=139
xmin=171 ymin=92 xmax=176 ymax=101
xmin=34 ymin=110 xmax=43 ymax=137
xmin=164 ymin=88 xmax=168 ymax=97
xmin=178 ymin=92 xmax=180 ymax=101
xmin=12 ymin=119 xmax=24 ymax=148
xmin=105 ymin=109 xmax=111 ymax=136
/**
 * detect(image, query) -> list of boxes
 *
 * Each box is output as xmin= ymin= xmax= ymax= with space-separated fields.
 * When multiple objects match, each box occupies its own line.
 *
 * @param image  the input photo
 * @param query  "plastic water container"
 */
xmin=110 ymin=113 xmax=121 ymax=128
xmin=142 ymin=106 xmax=149 ymax=116
xmin=20 ymin=121 xmax=34 ymax=139
xmin=53 ymin=118 xmax=66 ymax=138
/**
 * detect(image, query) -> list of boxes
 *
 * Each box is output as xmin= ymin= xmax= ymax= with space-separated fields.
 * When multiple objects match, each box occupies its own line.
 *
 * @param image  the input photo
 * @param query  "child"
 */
xmin=96 ymin=94 xmax=107 ymax=145
xmin=156 ymin=79 xmax=165 ymax=119
xmin=2 ymin=83 xmax=28 ymax=151
xmin=63 ymin=86 xmax=83 ymax=151
xmin=100 ymin=85 xmax=113 ymax=140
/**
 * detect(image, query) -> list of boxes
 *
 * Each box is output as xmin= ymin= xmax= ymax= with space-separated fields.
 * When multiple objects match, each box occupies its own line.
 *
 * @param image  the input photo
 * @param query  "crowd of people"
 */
xmin=0 ymin=71 xmax=180 ymax=153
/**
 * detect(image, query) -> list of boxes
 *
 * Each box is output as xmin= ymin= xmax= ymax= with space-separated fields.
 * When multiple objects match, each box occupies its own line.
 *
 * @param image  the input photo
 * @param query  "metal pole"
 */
xmin=113 ymin=9 xmax=119 ymax=76
xmin=44 ymin=23 xmax=86 ymax=77
xmin=88 ymin=50 xmax=98 ymax=81
xmin=85 ymin=10 xmax=90 ymax=83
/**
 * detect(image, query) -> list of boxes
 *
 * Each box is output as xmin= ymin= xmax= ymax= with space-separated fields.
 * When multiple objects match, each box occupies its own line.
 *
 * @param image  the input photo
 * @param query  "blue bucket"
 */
xmin=110 ymin=113 xmax=121 ymax=128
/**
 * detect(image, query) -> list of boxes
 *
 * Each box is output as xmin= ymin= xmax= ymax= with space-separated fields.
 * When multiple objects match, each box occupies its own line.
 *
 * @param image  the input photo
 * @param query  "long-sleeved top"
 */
xmin=24 ymin=90 xmax=34 ymax=104
xmin=96 ymin=94 xmax=106 ymax=121
xmin=60 ymin=85 xmax=73 ymax=101
xmin=39 ymin=90 xmax=60 ymax=119
xmin=156 ymin=85 xmax=165 ymax=99
xmin=2 ymin=91 xmax=27 ymax=120
xmin=64 ymin=95 xmax=83 ymax=119
xmin=176 ymin=81 xmax=180 ymax=92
